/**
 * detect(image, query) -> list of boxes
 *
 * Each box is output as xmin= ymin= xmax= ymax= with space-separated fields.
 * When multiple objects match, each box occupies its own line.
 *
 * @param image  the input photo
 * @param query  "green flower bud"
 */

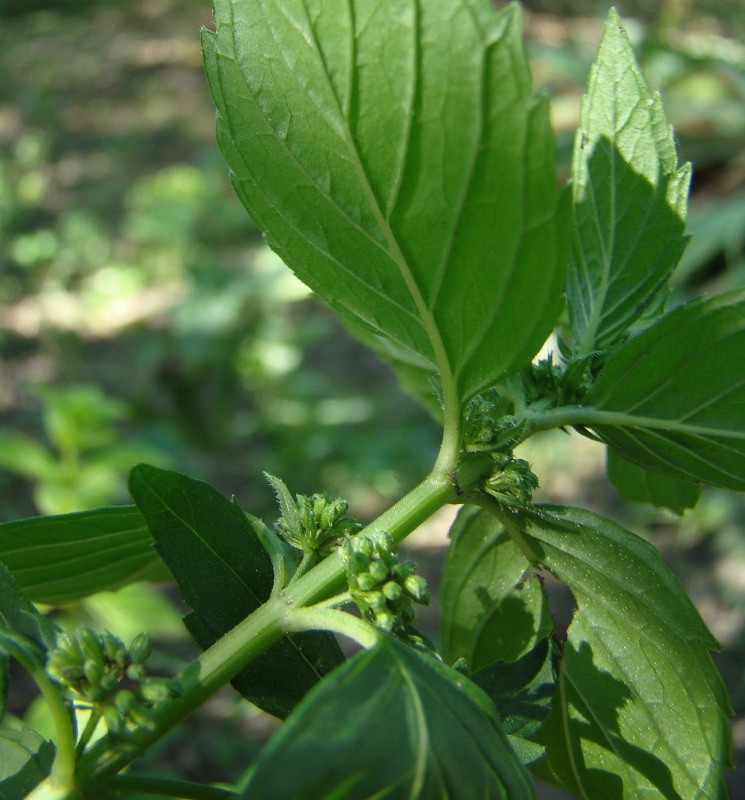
xmin=83 ymin=659 xmax=104 ymax=686
xmin=78 ymin=627 xmax=104 ymax=663
xmin=114 ymin=689 xmax=136 ymax=716
xmin=374 ymin=611 xmax=396 ymax=632
xmin=100 ymin=672 xmax=120 ymax=693
xmin=365 ymin=590 xmax=386 ymax=611
xmin=126 ymin=663 xmax=145 ymax=682
xmin=356 ymin=572 xmax=378 ymax=592
xmin=404 ymin=575 xmax=430 ymax=603
xmin=368 ymin=559 xmax=389 ymax=583
xmin=382 ymin=581 xmax=403 ymax=601
xmin=138 ymin=680 xmax=172 ymax=706
xmin=129 ymin=633 xmax=152 ymax=665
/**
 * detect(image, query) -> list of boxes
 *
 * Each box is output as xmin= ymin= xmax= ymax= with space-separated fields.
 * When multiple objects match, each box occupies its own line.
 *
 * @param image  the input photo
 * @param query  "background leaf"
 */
xmin=0 ymin=728 xmax=54 ymax=800
xmin=583 ymin=290 xmax=745 ymax=491
xmin=472 ymin=637 xmax=558 ymax=766
xmin=202 ymin=0 xmax=566 ymax=411
xmin=241 ymin=635 xmax=535 ymax=800
xmin=0 ymin=506 xmax=167 ymax=606
xmin=606 ymin=449 xmax=700 ymax=514
xmin=517 ymin=505 xmax=731 ymax=799
xmin=128 ymin=464 xmax=344 ymax=718
xmin=567 ymin=9 xmax=690 ymax=355
xmin=441 ymin=505 xmax=548 ymax=669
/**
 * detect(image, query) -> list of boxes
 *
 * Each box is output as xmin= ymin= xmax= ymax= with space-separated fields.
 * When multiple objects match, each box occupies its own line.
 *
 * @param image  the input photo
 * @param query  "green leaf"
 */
xmin=241 ymin=635 xmax=535 ymax=800
xmin=0 ymin=727 xmax=54 ymax=800
xmin=128 ymin=464 xmax=344 ymax=719
xmin=607 ymin=449 xmax=700 ymax=514
xmin=0 ymin=506 xmax=168 ymax=606
xmin=202 ymin=0 xmax=566 ymax=412
xmin=472 ymin=637 xmax=559 ymax=765
xmin=0 ymin=563 xmax=58 ymax=653
xmin=516 ymin=505 xmax=731 ymax=799
xmin=583 ymin=290 xmax=745 ymax=491
xmin=567 ymin=9 xmax=690 ymax=355
xmin=0 ymin=563 xmax=59 ymax=718
xmin=441 ymin=506 xmax=547 ymax=669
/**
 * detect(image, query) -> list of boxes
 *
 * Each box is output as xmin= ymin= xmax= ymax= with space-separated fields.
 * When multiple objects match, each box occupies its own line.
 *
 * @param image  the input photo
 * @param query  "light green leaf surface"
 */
xmin=128 ymin=464 xmax=344 ymax=719
xmin=567 ymin=9 xmax=690 ymax=355
xmin=202 ymin=0 xmax=566 ymax=415
xmin=0 ymin=506 xmax=167 ymax=606
xmin=0 ymin=727 xmax=54 ymax=800
xmin=583 ymin=290 xmax=745 ymax=491
xmin=441 ymin=505 xmax=544 ymax=669
xmin=241 ymin=635 xmax=535 ymax=799
xmin=606 ymin=449 xmax=700 ymax=514
xmin=516 ymin=505 xmax=731 ymax=799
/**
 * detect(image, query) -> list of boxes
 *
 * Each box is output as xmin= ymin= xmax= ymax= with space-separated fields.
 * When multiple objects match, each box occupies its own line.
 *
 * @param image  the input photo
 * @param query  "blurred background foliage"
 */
xmin=0 ymin=0 xmax=744 ymax=795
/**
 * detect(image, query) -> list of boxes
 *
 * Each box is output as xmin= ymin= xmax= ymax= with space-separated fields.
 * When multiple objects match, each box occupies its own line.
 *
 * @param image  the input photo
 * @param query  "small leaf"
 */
xmin=128 ymin=465 xmax=344 ymax=718
xmin=517 ymin=505 xmax=731 ymax=799
xmin=567 ymin=9 xmax=690 ymax=355
xmin=583 ymin=290 xmax=745 ymax=491
xmin=202 ymin=0 xmax=566 ymax=413
xmin=607 ymin=449 xmax=700 ymax=514
xmin=241 ymin=636 xmax=535 ymax=799
xmin=0 ymin=727 xmax=54 ymax=800
xmin=0 ymin=506 xmax=168 ymax=606
xmin=441 ymin=506 xmax=537 ymax=669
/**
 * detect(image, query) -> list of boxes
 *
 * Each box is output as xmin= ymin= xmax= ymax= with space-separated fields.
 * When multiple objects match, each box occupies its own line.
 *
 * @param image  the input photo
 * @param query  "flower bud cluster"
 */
xmin=484 ymin=453 xmax=538 ymax=507
xmin=46 ymin=627 xmax=178 ymax=737
xmin=277 ymin=491 xmax=362 ymax=557
xmin=344 ymin=532 xmax=429 ymax=634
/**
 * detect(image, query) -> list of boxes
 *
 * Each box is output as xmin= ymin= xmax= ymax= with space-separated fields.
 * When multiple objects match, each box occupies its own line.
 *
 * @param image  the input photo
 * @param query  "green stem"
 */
xmin=77 ymin=452 xmax=494 ymax=793
xmin=283 ymin=606 xmax=380 ymax=649
xmin=109 ymin=775 xmax=236 ymax=799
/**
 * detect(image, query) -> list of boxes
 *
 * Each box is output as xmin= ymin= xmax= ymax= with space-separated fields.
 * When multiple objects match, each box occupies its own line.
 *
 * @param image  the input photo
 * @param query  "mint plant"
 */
xmin=0 ymin=2 xmax=742 ymax=798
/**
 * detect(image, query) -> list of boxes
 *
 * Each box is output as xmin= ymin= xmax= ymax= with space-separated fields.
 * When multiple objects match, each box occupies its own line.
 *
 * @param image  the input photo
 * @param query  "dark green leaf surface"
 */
xmin=128 ymin=465 xmax=344 ymax=718
xmin=0 ymin=727 xmax=54 ymax=800
xmin=607 ymin=449 xmax=700 ymax=514
xmin=0 ymin=506 xmax=167 ymax=605
xmin=0 ymin=563 xmax=58 ymax=652
xmin=472 ymin=637 xmax=558 ymax=765
xmin=242 ymin=636 xmax=535 ymax=800
xmin=516 ymin=505 xmax=731 ymax=799
xmin=202 ymin=0 xmax=566 ymax=410
xmin=584 ymin=290 xmax=745 ymax=491
xmin=567 ymin=9 xmax=690 ymax=355
xmin=441 ymin=506 xmax=546 ymax=669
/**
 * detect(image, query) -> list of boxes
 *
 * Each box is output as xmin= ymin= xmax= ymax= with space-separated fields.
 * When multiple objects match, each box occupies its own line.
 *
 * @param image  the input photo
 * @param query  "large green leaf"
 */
xmin=0 ymin=728 xmax=54 ymax=800
xmin=128 ymin=464 xmax=344 ymax=719
xmin=441 ymin=505 xmax=549 ymax=669
xmin=567 ymin=9 xmax=690 ymax=355
xmin=606 ymin=449 xmax=700 ymax=514
xmin=241 ymin=635 xmax=535 ymax=799
xmin=202 ymin=0 xmax=566 ymax=411
xmin=0 ymin=506 xmax=167 ymax=606
xmin=582 ymin=290 xmax=745 ymax=491
xmin=514 ymin=505 xmax=731 ymax=799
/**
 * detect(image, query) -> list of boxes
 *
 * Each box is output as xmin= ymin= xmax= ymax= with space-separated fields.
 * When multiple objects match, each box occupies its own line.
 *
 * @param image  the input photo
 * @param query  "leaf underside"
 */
xmin=585 ymin=290 xmax=745 ymax=491
xmin=516 ymin=506 xmax=731 ymax=799
xmin=202 ymin=0 xmax=566 ymax=411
